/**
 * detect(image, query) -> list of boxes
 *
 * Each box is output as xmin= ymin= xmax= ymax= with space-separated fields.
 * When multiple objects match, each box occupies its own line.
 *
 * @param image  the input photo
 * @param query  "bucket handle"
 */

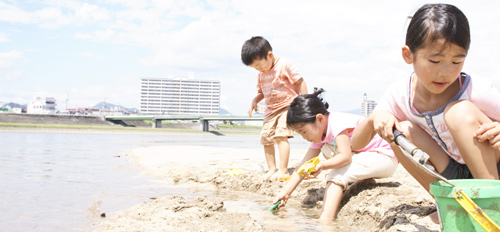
xmin=454 ymin=189 xmax=500 ymax=232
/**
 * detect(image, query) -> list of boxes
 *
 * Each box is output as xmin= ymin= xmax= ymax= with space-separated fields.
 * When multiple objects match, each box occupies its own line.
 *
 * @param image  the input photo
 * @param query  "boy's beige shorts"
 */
xmin=260 ymin=108 xmax=294 ymax=146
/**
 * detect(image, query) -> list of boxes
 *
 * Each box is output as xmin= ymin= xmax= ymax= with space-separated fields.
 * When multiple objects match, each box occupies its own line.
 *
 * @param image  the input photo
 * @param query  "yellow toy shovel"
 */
xmin=454 ymin=190 xmax=500 ymax=231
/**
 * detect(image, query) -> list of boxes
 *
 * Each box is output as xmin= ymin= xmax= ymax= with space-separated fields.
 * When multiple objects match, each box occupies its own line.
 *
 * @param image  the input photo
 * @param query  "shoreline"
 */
xmin=0 ymin=112 xmax=261 ymax=135
xmin=0 ymin=125 xmax=259 ymax=135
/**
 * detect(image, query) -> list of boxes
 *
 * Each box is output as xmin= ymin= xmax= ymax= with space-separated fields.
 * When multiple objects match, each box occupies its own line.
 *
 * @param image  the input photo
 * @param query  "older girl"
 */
xmin=352 ymin=4 xmax=500 ymax=191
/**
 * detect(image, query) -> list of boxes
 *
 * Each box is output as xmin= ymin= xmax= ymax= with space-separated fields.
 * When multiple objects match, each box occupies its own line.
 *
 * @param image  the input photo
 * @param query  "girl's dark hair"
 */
xmin=406 ymin=4 xmax=470 ymax=54
xmin=287 ymin=88 xmax=329 ymax=127
xmin=241 ymin=36 xmax=273 ymax=66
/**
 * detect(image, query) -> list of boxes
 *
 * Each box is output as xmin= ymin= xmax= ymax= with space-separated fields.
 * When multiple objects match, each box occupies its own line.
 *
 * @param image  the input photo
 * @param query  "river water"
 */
xmin=1 ymin=130 xmax=346 ymax=231
xmin=0 ymin=132 xmax=352 ymax=232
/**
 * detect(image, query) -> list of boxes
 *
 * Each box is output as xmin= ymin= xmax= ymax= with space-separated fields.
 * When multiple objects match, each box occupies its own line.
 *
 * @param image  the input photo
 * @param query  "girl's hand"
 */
xmin=474 ymin=122 xmax=500 ymax=148
xmin=371 ymin=111 xmax=399 ymax=142
xmin=272 ymin=191 xmax=289 ymax=209
xmin=306 ymin=161 xmax=324 ymax=179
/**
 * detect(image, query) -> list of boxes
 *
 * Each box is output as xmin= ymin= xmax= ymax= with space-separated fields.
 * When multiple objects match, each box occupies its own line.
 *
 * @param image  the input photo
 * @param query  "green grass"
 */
xmin=210 ymin=129 xmax=259 ymax=134
xmin=216 ymin=124 xmax=261 ymax=129
xmin=0 ymin=122 xmax=172 ymax=131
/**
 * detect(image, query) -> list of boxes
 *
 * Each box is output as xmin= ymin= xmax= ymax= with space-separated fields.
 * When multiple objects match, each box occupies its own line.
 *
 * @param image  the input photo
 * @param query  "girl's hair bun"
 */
xmin=314 ymin=87 xmax=329 ymax=109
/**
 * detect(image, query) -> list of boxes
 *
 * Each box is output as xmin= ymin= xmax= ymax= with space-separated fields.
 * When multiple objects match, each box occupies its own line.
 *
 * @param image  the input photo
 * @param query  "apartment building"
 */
xmin=140 ymin=77 xmax=220 ymax=115
xmin=361 ymin=93 xmax=377 ymax=116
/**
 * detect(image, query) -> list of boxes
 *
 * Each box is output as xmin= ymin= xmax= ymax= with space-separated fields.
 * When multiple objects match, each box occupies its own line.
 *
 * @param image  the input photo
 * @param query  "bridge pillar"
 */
xmin=201 ymin=120 xmax=209 ymax=132
xmin=152 ymin=119 xmax=162 ymax=128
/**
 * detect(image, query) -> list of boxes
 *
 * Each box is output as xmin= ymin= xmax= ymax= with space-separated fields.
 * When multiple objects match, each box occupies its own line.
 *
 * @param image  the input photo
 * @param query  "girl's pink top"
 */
xmin=310 ymin=112 xmax=395 ymax=158
xmin=375 ymin=73 xmax=500 ymax=164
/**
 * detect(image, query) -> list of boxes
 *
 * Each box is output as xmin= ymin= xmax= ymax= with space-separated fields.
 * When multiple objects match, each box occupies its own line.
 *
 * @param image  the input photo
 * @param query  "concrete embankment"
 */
xmin=0 ymin=113 xmax=206 ymax=130
xmin=0 ymin=113 xmax=260 ymax=132
xmin=0 ymin=113 xmax=148 ymax=127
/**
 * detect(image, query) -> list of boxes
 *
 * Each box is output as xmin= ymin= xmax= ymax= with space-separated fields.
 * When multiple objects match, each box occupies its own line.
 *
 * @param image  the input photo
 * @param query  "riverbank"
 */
xmin=0 ymin=125 xmax=260 ymax=136
xmin=0 ymin=112 xmax=261 ymax=133
xmin=0 ymin=112 xmax=117 ymax=125
xmin=93 ymin=145 xmax=440 ymax=231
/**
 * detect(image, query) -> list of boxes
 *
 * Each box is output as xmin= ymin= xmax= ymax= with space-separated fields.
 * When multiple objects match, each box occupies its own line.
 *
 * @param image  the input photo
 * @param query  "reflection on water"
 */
xmin=0 ymin=131 xmax=320 ymax=231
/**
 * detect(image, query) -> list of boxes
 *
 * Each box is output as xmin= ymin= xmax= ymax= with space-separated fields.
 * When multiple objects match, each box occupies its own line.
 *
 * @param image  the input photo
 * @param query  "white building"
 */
xmin=27 ymin=97 xmax=57 ymax=114
xmin=361 ymin=93 xmax=377 ymax=116
xmin=140 ymin=77 xmax=220 ymax=115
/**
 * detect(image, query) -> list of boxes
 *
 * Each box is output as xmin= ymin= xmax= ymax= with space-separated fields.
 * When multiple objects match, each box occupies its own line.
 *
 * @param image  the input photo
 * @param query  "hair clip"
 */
xmin=318 ymin=92 xmax=327 ymax=105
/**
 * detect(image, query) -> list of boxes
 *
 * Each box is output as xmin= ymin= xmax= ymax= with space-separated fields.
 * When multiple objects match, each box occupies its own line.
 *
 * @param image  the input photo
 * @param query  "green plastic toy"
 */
xmin=268 ymin=200 xmax=282 ymax=211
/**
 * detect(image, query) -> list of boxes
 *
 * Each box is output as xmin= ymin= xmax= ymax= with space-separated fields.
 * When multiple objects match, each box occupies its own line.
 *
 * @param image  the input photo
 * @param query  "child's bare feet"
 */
xmin=262 ymin=169 xmax=277 ymax=181
xmin=269 ymin=169 xmax=289 ymax=181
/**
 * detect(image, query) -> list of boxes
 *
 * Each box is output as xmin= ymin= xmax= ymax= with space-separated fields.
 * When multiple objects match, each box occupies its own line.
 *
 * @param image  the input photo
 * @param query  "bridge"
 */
xmin=104 ymin=114 xmax=264 ymax=132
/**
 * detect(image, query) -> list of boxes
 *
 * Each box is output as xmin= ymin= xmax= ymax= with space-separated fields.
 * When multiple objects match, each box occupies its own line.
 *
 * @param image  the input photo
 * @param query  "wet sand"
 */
xmin=93 ymin=145 xmax=440 ymax=231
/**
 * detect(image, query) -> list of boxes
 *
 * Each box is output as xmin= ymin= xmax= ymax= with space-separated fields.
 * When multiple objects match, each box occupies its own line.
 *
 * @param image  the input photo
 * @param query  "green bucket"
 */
xmin=430 ymin=179 xmax=500 ymax=232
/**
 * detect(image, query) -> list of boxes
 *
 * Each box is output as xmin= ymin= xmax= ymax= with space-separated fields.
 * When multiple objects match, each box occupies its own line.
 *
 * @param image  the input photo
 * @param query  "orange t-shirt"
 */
xmin=256 ymin=57 xmax=303 ymax=118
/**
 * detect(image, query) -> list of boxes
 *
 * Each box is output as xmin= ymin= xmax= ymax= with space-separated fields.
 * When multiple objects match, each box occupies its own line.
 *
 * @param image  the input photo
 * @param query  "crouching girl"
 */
xmin=272 ymin=89 xmax=398 ymax=220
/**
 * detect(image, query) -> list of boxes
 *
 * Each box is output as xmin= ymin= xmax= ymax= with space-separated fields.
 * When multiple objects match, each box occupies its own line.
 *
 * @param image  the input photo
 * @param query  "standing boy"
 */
xmin=241 ymin=36 xmax=308 ymax=181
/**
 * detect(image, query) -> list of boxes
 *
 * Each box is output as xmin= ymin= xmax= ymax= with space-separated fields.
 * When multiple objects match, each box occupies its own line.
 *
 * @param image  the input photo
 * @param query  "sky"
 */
xmin=1 ymin=0 xmax=500 ymax=114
